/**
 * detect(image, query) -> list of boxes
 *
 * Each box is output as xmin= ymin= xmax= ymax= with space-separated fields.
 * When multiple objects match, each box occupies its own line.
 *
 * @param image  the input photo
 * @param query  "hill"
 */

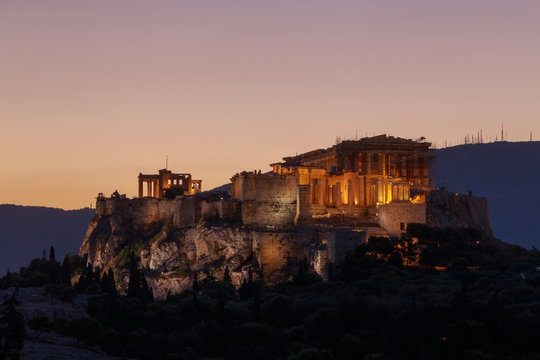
xmin=433 ymin=141 xmax=540 ymax=249
xmin=0 ymin=205 xmax=95 ymax=273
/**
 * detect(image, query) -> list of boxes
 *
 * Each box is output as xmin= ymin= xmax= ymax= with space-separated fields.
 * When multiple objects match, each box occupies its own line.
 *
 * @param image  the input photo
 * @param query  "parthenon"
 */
xmin=230 ymin=134 xmax=432 ymax=234
xmin=271 ymin=134 xmax=432 ymax=209
xmin=138 ymin=169 xmax=202 ymax=198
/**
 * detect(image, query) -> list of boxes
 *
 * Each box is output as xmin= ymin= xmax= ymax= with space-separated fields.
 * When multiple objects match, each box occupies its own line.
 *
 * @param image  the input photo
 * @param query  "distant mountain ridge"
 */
xmin=433 ymin=141 xmax=540 ymax=249
xmin=0 ymin=205 xmax=95 ymax=273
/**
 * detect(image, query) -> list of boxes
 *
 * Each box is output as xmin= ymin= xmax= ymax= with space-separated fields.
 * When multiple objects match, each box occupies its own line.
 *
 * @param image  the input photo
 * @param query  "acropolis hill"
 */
xmin=80 ymin=135 xmax=492 ymax=299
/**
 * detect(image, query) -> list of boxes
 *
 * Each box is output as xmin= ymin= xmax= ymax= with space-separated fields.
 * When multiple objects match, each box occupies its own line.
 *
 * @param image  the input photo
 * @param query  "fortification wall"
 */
xmin=426 ymin=189 xmax=493 ymax=237
xmin=253 ymin=229 xmax=367 ymax=281
xmin=231 ymin=172 xmax=298 ymax=202
xmin=326 ymin=230 xmax=367 ymax=263
xmin=378 ymin=202 xmax=427 ymax=236
xmin=230 ymin=172 xmax=299 ymax=228
xmin=240 ymin=202 xmax=296 ymax=229
xmin=294 ymin=185 xmax=312 ymax=226
xmin=95 ymin=196 xmax=219 ymax=231
xmin=200 ymin=199 xmax=241 ymax=221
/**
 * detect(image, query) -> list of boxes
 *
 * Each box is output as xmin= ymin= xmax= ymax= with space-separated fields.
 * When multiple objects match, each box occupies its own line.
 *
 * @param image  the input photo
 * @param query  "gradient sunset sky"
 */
xmin=1 ymin=0 xmax=539 ymax=209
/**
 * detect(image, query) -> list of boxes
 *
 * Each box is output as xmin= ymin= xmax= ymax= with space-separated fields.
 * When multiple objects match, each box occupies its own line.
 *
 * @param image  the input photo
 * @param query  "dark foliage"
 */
xmin=49 ymin=246 xmax=55 ymax=263
xmin=0 ymin=294 xmax=25 ymax=359
xmin=0 ymin=251 xmax=84 ymax=290
xmin=127 ymin=254 xmax=153 ymax=304
xmin=3 ymin=224 xmax=540 ymax=360
xmin=164 ymin=186 xmax=184 ymax=200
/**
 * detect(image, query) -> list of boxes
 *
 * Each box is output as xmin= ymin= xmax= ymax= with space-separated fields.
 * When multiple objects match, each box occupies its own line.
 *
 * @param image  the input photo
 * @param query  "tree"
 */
xmin=304 ymin=307 xmax=344 ymax=349
xmin=75 ymin=263 xmax=96 ymax=292
xmin=387 ymin=252 xmax=403 ymax=268
xmin=222 ymin=266 xmax=232 ymax=287
xmin=140 ymin=277 xmax=153 ymax=305
xmin=400 ymin=235 xmax=419 ymax=266
xmin=61 ymin=256 xmax=71 ymax=285
xmin=102 ymin=268 xmax=117 ymax=297
xmin=0 ymin=294 xmax=25 ymax=359
xmin=328 ymin=262 xmax=334 ymax=281
xmin=164 ymin=186 xmax=184 ymax=199
xmin=28 ymin=315 xmax=53 ymax=335
xmin=127 ymin=254 xmax=153 ymax=304
xmin=127 ymin=254 xmax=141 ymax=298
xmin=0 ymin=270 xmax=12 ymax=290
xmin=49 ymin=246 xmax=56 ymax=262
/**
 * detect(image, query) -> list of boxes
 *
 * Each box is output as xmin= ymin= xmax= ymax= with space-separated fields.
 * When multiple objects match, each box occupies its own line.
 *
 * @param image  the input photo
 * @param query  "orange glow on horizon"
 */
xmin=1 ymin=1 xmax=539 ymax=209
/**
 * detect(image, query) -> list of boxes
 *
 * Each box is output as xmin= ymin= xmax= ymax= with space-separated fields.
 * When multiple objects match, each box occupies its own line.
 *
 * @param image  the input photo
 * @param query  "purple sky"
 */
xmin=1 ymin=0 xmax=539 ymax=209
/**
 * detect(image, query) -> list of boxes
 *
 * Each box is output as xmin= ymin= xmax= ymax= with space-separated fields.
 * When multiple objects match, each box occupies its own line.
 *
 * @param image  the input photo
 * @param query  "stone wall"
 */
xmin=95 ymin=196 xmax=200 ymax=231
xmin=377 ymin=202 xmax=427 ymax=236
xmin=294 ymin=185 xmax=312 ymax=226
xmin=325 ymin=230 xmax=367 ymax=263
xmin=200 ymin=199 xmax=241 ymax=222
xmin=231 ymin=172 xmax=297 ymax=203
xmin=240 ymin=202 xmax=296 ymax=229
xmin=231 ymin=172 xmax=299 ymax=228
xmin=426 ymin=189 xmax=493 ymax=237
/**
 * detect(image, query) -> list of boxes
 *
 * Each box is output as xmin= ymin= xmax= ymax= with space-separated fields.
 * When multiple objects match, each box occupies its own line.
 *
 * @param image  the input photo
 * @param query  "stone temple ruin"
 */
xmin=231 ymin=134 xmax=431 ymax=235
xmin=138 ymin=169 xmax=202 ymax=198
xmin=99 ymin=135 xmax=432 ymax=237
xmin=86 ymin=134 xmax=490 ymax=294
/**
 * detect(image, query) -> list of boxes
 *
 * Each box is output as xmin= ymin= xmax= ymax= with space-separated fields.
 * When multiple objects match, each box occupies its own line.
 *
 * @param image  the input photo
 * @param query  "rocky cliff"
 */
xmin=80 ymin=198 xmax=259 ymax=300
xmin=80 ymin=190 xmax=493 ymax=300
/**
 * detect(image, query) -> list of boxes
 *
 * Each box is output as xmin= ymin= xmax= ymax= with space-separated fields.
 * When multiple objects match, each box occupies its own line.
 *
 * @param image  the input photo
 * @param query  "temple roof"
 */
xmin=281 ymin=134 xmax=431 ymax=164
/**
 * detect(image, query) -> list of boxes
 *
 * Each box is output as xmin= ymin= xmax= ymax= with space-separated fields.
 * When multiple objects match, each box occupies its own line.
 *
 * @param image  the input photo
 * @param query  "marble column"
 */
xmin=377 ymin=154 xmax=383 ymax=175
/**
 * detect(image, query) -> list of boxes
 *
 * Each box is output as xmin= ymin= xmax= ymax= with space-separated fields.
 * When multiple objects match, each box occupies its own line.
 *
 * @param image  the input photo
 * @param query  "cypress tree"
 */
xmin=5 ymin=270 xmax=11 ymax=289
xmin=238 ymin=278 xmax=248 ymax=301
xmin=222 ymin=266 xmax=232 ymax=286
xmin=86 ymin=263 xmax=95 ymax=284
xmin=61 ymin=256 xmax=71 ymax=285
xmin=75 ymin=263 xmax=95 ymax=292
xmin=295 ymin=260 xmax=305 ymax=285
xmin=103 ymin=268 xmax=117 ymax=296
xmin=49 ymin=246 xmax=56 ymax=262
xmin=140 ymin=276 xmax=153 ymax=304
xmin=328 ymin=261 xmax=334 ymax=281
xmin=127 ymin=254 xmax=141 ymax=298
xmin=0 ymin=295 xmax=25 ymax=359
xmin=192 ymin=272 xmax=199 ymax=303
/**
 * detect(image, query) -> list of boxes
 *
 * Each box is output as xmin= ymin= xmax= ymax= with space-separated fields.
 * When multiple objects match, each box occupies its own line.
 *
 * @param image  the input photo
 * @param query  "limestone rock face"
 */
xmin=80 ymin=207 xmax=257 ymax=300
xmin=80 ymin=190 xmax=495 ymax=300
xmin=426 ymin=190 xmax=493 ymax=237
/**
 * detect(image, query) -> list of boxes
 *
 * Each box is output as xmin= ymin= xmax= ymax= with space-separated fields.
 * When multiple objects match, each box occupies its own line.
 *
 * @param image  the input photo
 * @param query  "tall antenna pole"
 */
xmin=166 ymin=155 xmax=168 ymax=170
xmin=501 ymin=123 xmax=504 ymax=141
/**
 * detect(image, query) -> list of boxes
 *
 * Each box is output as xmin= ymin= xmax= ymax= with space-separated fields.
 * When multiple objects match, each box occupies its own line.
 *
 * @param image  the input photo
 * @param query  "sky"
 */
xmin=1 ymin=0 xmax=539 ymax=210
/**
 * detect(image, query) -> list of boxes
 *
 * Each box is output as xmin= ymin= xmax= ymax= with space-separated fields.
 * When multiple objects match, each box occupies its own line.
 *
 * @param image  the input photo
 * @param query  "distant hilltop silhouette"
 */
xmin=0 ymin=205 xmax=95 ymax=273
xmin=434 ymin=141 xmax=540 ymax=249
